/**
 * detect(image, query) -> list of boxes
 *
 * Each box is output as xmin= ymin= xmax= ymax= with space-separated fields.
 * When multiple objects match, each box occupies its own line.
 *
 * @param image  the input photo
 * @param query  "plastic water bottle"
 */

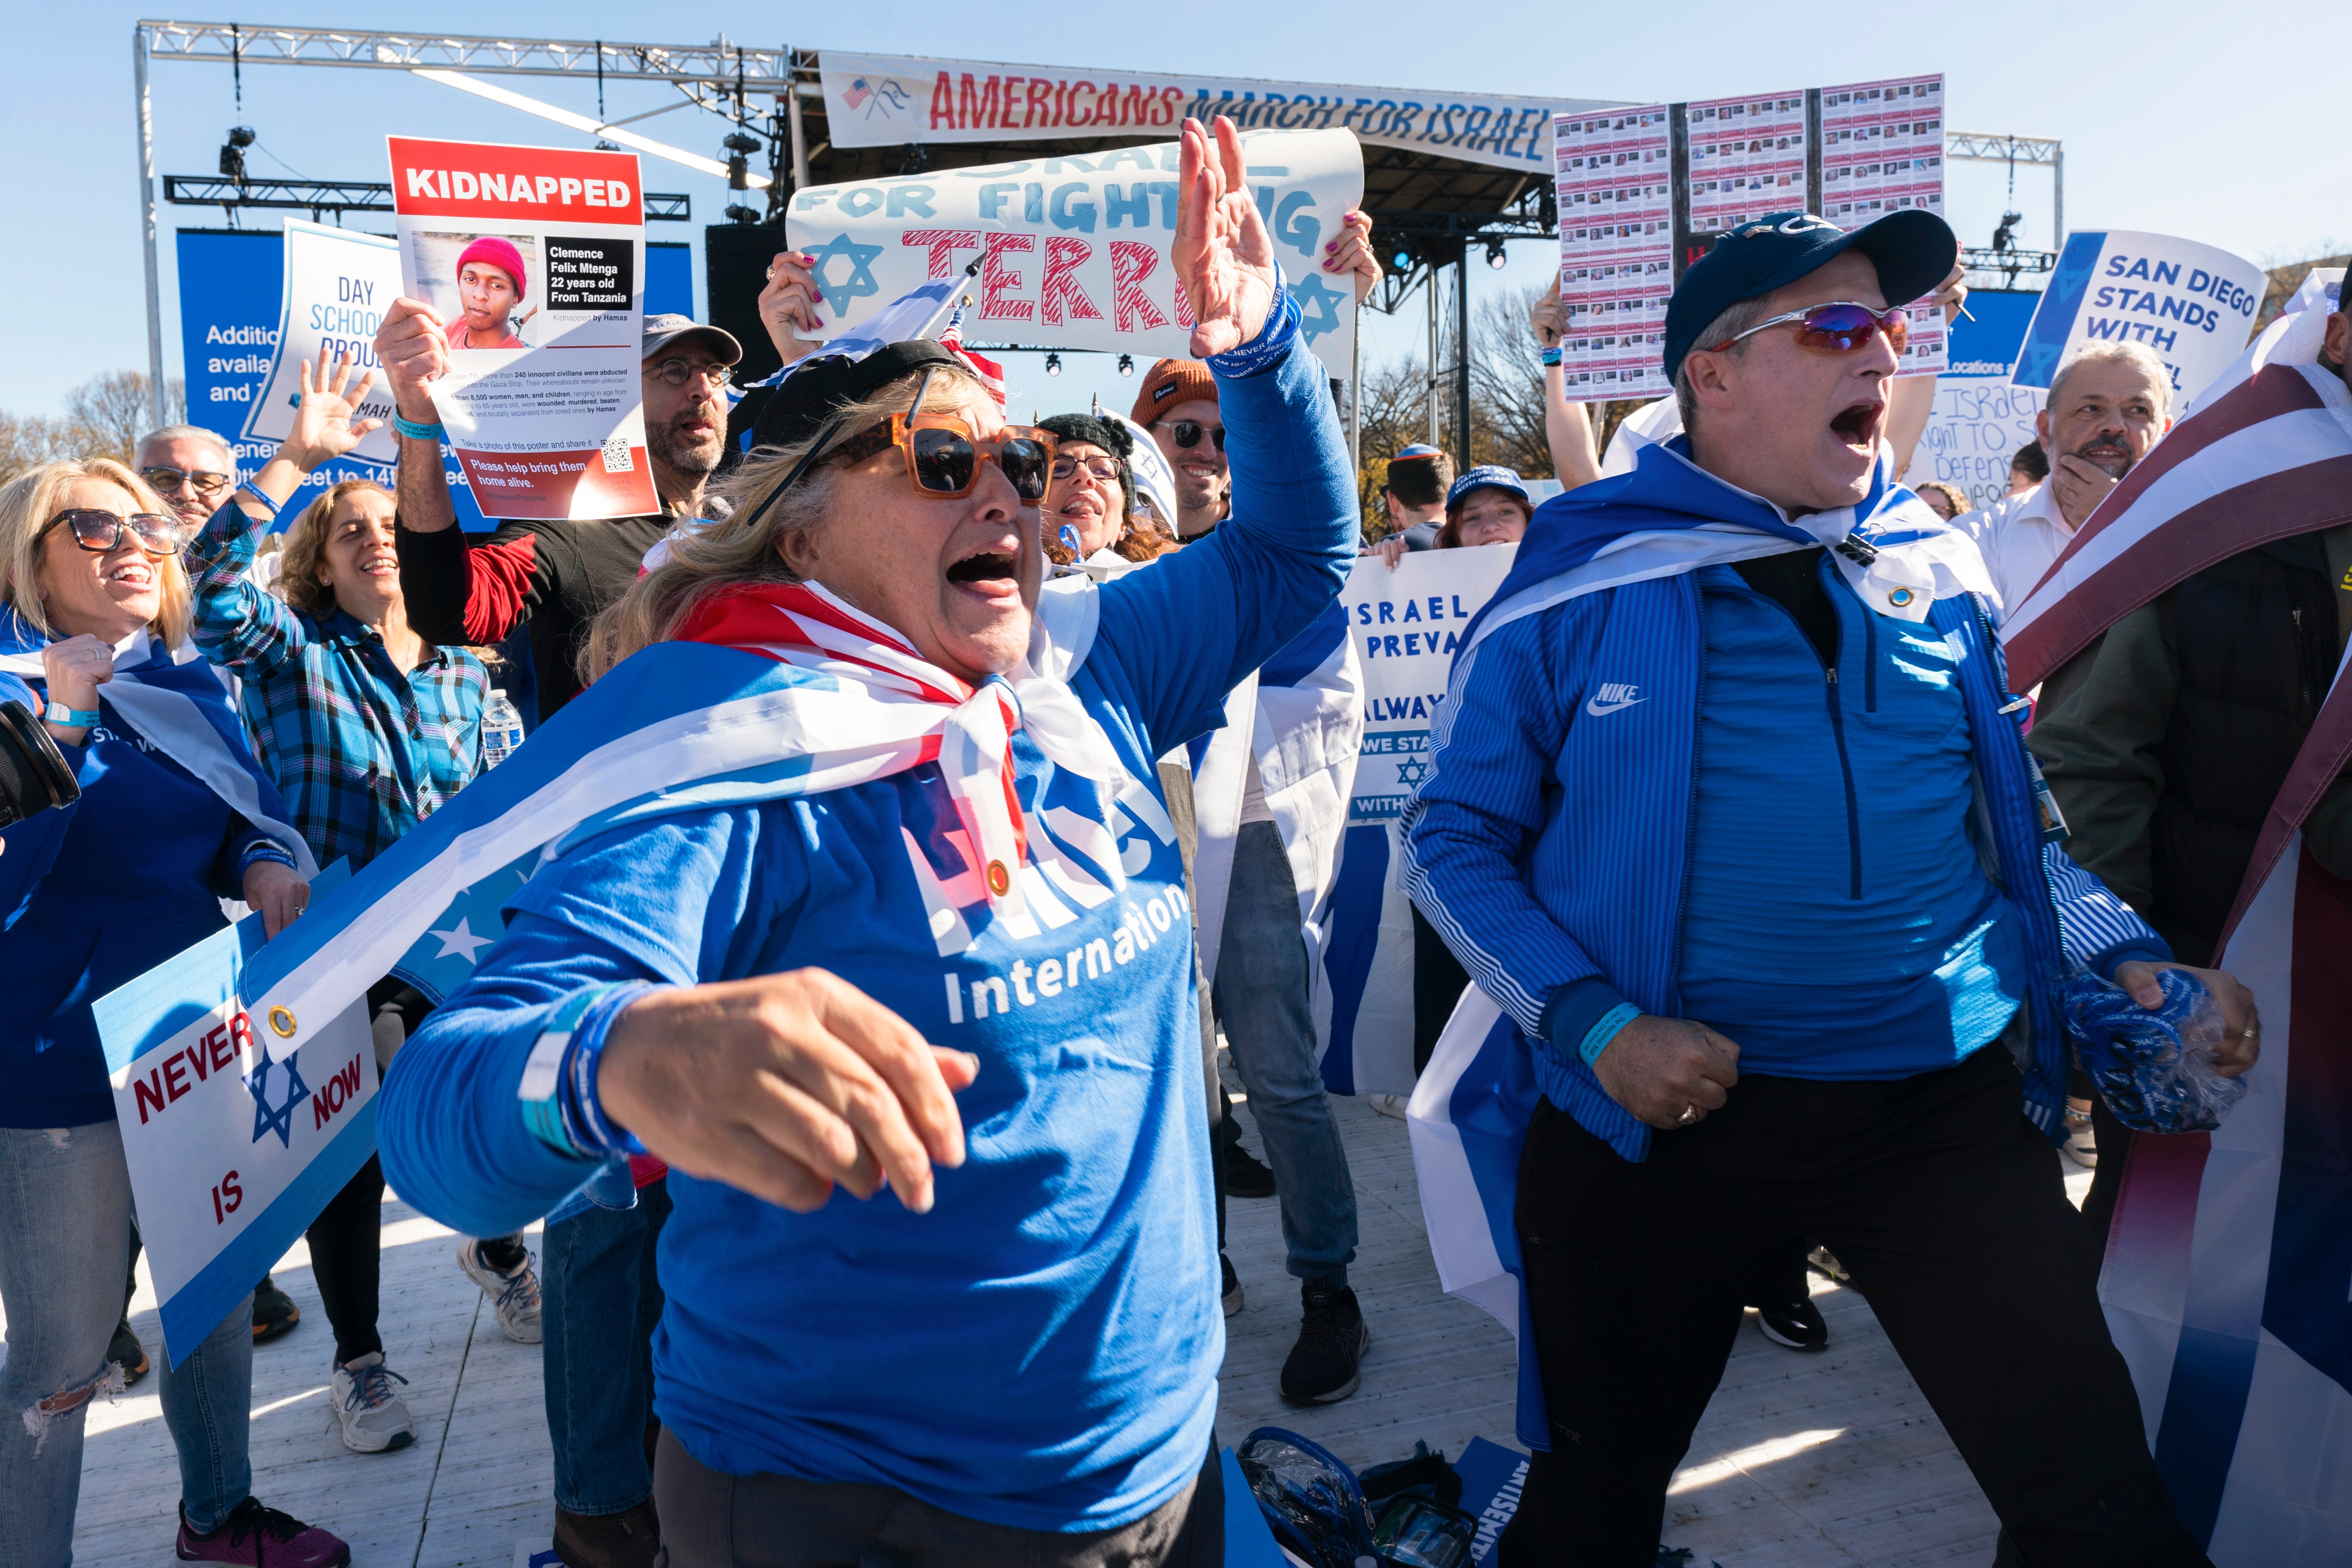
xmin=479 ymin=689 xmax=524 ymax=771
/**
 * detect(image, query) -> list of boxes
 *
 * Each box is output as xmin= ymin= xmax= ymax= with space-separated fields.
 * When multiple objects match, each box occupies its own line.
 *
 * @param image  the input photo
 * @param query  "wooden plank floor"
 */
xmin=23 ymin=1076 xmax=2094 ymax=1567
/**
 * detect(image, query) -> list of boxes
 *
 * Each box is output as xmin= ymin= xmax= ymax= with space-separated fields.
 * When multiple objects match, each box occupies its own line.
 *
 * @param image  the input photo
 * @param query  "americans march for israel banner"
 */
xmin=92 ymin=870 xmax=374 ymax=1370
xmin=2011 ymin=230 xmax=2266 ymax=407
xmin=782 ymin=128 xmax=1364 ymax=378
xmin=1319 ymin=544 xmax=1515 ymax=1098
xmin=816 ymin=51 xmax=1611 ymax=174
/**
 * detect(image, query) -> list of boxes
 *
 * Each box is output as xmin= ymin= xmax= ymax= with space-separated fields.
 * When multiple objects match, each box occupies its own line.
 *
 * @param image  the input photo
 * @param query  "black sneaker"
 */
xmin=1221 ymin=1253 xmax=1244 ymax=1318
xmin=252 ymin=1275 xmax=301 ymax=1344
xmin=1223 ymin=1143 xmax=1278 ymax=1199
xmin=1280 ymin=1284 xmax=1369 ymax=1404
xmin=1755 ymin=1295 xmax=1828 ymax=1352
xmin=109 ymin=1317 xmax=150 ymax=1385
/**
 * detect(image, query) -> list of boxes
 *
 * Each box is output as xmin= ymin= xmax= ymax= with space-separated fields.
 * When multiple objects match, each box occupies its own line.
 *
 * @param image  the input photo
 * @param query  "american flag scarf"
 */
xmin=234 ymin=580 xmax=1124 ymax=1064
xmin=2004 ymin=335 xmax=2352 ymax=1560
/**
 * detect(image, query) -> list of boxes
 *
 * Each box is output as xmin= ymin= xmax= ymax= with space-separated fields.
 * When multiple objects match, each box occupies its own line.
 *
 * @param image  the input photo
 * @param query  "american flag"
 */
xmin=2005 ymin=333 xmax=2352 ymax=1560
xmin=2001 ymin=361 xmax=2352 ymax=692
xmin=843 ymin=77 xmax=871 ymax=110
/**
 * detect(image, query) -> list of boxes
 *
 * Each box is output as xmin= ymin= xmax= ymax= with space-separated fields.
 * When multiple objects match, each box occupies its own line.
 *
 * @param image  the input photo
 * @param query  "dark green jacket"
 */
xmin=2027 ymin=524 xmax=2352 ymax=966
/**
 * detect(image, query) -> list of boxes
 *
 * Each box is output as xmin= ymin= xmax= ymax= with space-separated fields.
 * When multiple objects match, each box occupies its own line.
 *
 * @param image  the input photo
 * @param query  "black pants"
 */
xmin=1497 ymin=1049 xmax=2208 ymax=1568
xmin=299 ymin=977 xmax=435 ymax=1367
xmin=654 ymin=1428 xmax=1223 ymax=1568
xmin=2082 ymin=1091 xmax=2134 ymax=1247
xmin=1410 ymin=901 xmax=1471 ymax=1078
xmin=307 ymin=1155 xmax=386 ymax=1365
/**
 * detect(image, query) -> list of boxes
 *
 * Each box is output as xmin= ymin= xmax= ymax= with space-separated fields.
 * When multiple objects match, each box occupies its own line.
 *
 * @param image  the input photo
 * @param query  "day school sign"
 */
xmin=818 ymin=51 xmax=1618 ymax=173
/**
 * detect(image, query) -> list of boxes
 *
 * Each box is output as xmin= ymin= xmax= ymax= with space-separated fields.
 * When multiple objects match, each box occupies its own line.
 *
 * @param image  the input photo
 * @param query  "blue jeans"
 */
xmin=541 ymin=1175 xmax=671 ymax=1516
xmin=0 ymin=1121 xmax=255 ymax=1565
xmin=1212 ymin=822 xmax=1357 ymax=1287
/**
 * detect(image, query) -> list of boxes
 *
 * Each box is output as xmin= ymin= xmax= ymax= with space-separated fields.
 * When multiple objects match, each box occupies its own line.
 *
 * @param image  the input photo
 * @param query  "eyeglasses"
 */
xmin=1706 ymin=301 xmax=1910 ymax=356
xmin=1154 ymin=419 xmax=1226 ymax=452
xmin=139 ymin=465 xmax=232 ymax=497
xmin=648 ymin=358 xmax=731 ymax=390
xmin=43 ymin=509 xmax=189 ymax=557
xmin=1050 ymin=455 xmax=1122 ymax=483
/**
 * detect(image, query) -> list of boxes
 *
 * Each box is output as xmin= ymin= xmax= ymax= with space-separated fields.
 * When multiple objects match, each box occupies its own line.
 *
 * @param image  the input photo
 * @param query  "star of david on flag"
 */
xmin=245 ymin=1052 xmax=309 ymax=1150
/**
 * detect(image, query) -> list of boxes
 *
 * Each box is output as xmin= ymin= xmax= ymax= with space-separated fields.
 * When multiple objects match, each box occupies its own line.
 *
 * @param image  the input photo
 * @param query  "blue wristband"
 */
xmin=1540 ymin=345 xmax=1564 ymax=367
xmin=1206 ymin=262 xmax=1301 ymax=379
xmin=1578 ymin=1003 xmax=1643 ymax=1067
xmin=393 ymin=413 xmax=447 ymax=442
xmin=235 ymin=483 xmax=280 ymax=522
xmin=43 ymin=701 xmax=100 ymax=728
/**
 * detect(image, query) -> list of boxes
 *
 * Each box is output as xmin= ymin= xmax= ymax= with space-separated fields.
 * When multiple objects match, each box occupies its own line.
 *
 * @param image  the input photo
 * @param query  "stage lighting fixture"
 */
xmin=723 ymin=130 xmax=762 ymax=191
xmin=1117 ymin=354 xmax=1135 ymax=376
xmin=1045 ymin=353 xmax=1063 ymax=376
xmin=1391 ymin=248 xmax=1412 ymax=270
xmin=1485 ymin=241 xmax=1508 ymax=269
xmin=219 ymin=126 xmax=255 ymax=185
xmin=724 ymin=204 xmax=762 ymax=225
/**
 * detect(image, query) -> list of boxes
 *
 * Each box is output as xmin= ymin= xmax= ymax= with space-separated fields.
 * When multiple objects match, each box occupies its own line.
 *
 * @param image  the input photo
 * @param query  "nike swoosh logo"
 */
xmin=1584 ymin=696 xmax=1645 ymax=716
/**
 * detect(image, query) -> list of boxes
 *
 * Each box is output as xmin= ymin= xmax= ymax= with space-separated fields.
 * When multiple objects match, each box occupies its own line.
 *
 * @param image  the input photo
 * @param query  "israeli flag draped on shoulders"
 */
xmin=0 ymin=610 xmax=315 ymax=876
xmin=235 ymin=578 xmax=1126 ymax=1065
xmin=1404 ymin=434 xmax=1996 ymax=1450
xmin=1186 ymin=596 xmax=1364 ymax=1054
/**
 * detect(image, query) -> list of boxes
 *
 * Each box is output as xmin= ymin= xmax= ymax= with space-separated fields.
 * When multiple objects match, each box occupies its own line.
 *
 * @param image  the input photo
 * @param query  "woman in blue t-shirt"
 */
xmin=0 ymin=458 xmax=352 ymax=1566
xmin=377 ymin=118 xmax=1357 ymax=1567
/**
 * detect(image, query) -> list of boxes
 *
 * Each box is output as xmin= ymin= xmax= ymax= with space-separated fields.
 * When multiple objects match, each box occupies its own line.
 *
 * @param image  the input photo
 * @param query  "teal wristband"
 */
xmin=517 ymin=986 xmax=616 ymax=1158
xmin=43 ymin=701 xmax=100 ymax=728
xmin=1578 ymin=1003 xmax=1643 ymax=1067
xmin=1540 ymin=345 xmax=1564 ymax=367
xmin=393 ymin=413 xmax=446 ymax=442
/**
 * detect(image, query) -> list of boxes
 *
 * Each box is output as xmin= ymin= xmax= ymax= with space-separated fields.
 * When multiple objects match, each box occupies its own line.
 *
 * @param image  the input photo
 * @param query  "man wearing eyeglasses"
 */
xmin=373 ymin=305 xmax=739 ymax=1568
xmin=377 ymin=310 xmax=741 ymax=722
xmin=1404 ymin=209 xmax=2248 ymax=1565
xmin=133 ymin=424 xmax=243 ymax=533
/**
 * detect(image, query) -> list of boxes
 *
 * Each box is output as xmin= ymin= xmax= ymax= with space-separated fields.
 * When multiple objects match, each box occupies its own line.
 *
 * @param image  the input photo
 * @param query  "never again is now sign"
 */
xmin=94 ymin=881 xmax=374 ymax=1368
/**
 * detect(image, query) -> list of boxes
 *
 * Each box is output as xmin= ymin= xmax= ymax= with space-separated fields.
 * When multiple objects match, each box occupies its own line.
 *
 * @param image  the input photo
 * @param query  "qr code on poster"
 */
xmin=601 ymin=436 xmax=634 ymax=473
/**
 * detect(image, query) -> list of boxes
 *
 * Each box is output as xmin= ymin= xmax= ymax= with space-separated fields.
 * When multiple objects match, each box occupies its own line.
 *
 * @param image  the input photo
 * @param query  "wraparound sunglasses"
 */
xmin=1707 ymin=301 xmax=1910 ymax=356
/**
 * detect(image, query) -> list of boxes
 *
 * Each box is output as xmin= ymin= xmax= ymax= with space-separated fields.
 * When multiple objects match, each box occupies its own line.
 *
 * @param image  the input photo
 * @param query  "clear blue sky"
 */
xmin=7 ymin=1 xmax=2338 ymax=419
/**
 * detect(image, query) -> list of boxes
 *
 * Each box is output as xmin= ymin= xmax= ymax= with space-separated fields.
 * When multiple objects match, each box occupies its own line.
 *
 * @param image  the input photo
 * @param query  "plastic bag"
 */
xmin=2063 ymin=967 xmax=2250 ymax=1134
xmin=1236 ymin=1428 xmax=1379 ymax=1568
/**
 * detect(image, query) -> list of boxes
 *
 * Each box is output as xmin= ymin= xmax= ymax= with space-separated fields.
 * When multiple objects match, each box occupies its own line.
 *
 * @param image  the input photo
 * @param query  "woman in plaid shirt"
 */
xmin=185 ymin=352 xmax=543 ymax=1457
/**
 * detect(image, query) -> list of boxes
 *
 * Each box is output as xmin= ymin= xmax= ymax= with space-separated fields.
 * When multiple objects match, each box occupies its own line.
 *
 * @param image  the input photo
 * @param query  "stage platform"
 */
xmin=32 ymin=1075 xmax=2093 ymax=1567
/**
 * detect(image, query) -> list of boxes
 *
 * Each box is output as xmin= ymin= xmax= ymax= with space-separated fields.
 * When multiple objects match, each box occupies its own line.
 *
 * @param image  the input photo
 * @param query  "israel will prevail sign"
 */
xmin=783 ymin=128 xmax=1364 ymax=377
xmin=388 ymin=137 xmax=656 ymax=520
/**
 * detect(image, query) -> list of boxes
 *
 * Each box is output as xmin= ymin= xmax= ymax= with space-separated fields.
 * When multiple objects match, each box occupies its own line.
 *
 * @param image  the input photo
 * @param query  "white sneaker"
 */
xmin=456 ymin=1238 xmax=544 ymax=1343
xmin=1364 ymin=1093 xmax=1410 ymax=1120
xmin=2063 ymin=1102 xmax=2098 ymax=1169
xmin=329 ymin=1352 xmax=416 ymax=1453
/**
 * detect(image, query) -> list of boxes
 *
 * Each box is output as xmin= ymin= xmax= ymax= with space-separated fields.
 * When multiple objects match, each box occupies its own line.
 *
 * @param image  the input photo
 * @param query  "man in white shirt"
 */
xmin=1959 ymin=341 xmax=2174 ymax=614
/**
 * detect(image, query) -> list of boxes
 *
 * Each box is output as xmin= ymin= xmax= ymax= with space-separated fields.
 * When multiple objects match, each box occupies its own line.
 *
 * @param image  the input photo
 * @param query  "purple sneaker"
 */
xmin=176 ymin=1498 xmax=350 ymax=1566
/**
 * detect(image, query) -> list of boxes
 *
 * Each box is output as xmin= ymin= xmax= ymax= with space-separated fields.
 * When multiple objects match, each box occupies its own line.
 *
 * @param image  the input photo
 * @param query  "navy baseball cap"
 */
xmin=1446 ymin=465 xmax=1530 ymax=511
xmin=1662 ymin=210 xmax=1957 ymax=383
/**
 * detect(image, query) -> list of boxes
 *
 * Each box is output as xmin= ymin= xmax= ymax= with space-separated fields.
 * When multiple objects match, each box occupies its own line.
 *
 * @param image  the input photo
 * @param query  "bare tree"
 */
xmin=60 ymin=372 xmax=188 ymax=465
xmin=0 ymin=413 xmax=71 ymax=488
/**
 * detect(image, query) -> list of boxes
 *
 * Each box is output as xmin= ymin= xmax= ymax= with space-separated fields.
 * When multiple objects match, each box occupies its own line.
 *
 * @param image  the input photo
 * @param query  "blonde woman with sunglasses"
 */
xmin=376 ymin=117 xmax=1355 ymax=1568
xmin=0 ymin=458 xmax=353 ymax=1567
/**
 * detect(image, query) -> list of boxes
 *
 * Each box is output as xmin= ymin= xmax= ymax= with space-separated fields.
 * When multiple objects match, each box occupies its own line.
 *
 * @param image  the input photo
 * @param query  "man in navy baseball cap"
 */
xmin=1661 ymin=208 xmax=1957 ymax=515
xmin=1405 ymin=198 xmax=2234 ymax=1566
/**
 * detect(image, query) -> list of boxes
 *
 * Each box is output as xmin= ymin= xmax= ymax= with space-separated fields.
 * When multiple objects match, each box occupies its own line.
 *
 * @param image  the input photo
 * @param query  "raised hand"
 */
xmin=1172 ymin=116 xmax=1279 ymax=359
xmin=759 ymin=250 xmax=828 ymax=368
xmin=1530 ymin=276 xmax=1564 ymax=350
xmin=374 ymin=297 xmax=452 ymax=423
xmin=283 ymin=348 xmax=383 ymax=471
xmin=1323 ymin=209 xmax=1382 ymax=305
